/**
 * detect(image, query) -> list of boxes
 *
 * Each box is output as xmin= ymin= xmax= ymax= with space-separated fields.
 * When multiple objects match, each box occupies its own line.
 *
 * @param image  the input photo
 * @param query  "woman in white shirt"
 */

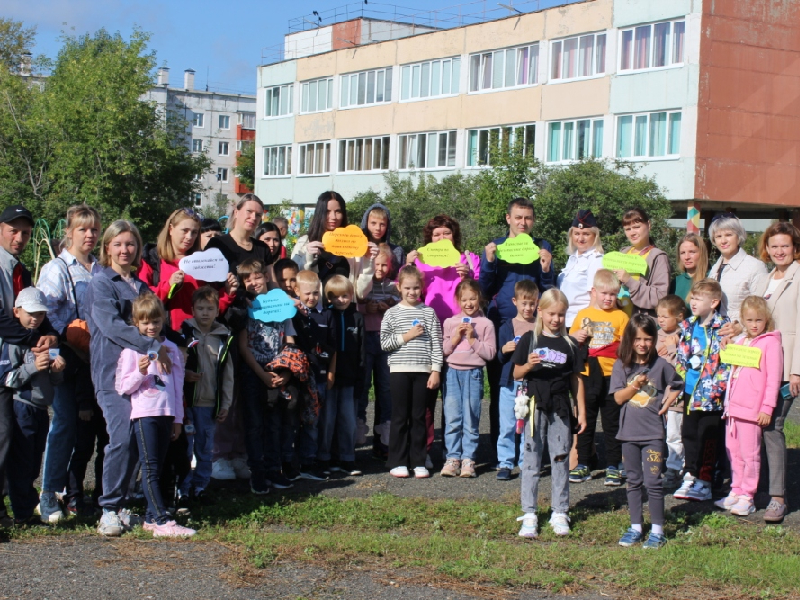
xmin=557 ymin=210 xmax=605 ymax=328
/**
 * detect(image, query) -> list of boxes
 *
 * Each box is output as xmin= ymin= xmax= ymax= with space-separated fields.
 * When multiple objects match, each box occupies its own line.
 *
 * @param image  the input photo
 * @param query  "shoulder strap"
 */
xmin=57 ymin=257 xmax=80 ymax=320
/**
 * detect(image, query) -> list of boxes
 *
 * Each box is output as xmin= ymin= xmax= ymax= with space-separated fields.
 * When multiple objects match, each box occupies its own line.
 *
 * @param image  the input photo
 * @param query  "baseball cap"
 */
xmin=14 ymin=287 xmax=48 ymax=313
xmin=0 ymin=205 xmax=34 ymax=226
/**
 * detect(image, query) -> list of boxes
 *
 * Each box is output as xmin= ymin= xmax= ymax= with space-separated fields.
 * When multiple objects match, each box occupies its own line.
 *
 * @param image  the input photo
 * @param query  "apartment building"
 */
xmin=255 ymin=0 xmax=800 ymax=229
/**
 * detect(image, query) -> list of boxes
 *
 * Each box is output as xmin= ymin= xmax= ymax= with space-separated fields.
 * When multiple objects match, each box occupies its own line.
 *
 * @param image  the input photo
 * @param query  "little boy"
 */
xmin=495 ymin=280 xmax=539 ymax=480
xmin=179 ymin=286 xmax=235 ymax=501
xmin=569 ymin=269 xmax=629 ymax=486
xmin=3 ymin=288 xmax=65 ymax=525
xmin=237 ymin=259 xmax=297 ymax=494
xmin=319 ymin=275 xmax=365 ymax=476
xmin=273 ymin=258 xmax=299 ymax=298
xmin=656 ymin=294 xmax=686 ymax=488
xmin=674 ymin=279 xmax=731 ymax=502
xmin=356 ymin=244 xmax=399 ymax=461
xmin=360 ymin=203 xmax=405 ymax=277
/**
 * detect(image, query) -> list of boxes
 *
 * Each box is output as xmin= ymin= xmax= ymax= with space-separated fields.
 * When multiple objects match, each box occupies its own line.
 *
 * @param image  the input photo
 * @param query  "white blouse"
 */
xmin=557 ymin=248 xmax=604 ymax=328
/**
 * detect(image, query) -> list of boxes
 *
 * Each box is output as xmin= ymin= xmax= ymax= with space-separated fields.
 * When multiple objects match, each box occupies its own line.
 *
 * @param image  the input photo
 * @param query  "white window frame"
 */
xmin=468 ymin=43 xmax=540 ymax=94
xmin=466 ymin=123 xmax=536 ymax=168
xmin=301 ymin=78 xmax=334 ymax=114
xmin=218 ymin=115 xmax=230 ymax=129
xmin=546 ymin=118 xmax=605 ymax=164
xmin=400 ymin=57 xmax=461 ymax=102
xmin=239 ymin=112 xmax=256 ymax=129
xmin=298 ymin=141 xmax=332 ymax=176
xmin=191 ymin=139 xmax=203 ymax=153
xmin=618 ymin=20 xmax=686 ymax=74
xmin=397 ymin=131 xmax=457 ymax=170
xmin=218 ymin=141 xmax=229 ymax=156
xmin=550 ymin=32 xmax=607 ymax=82
xmin=615 ymin=110 xmax=682 ymax=161
xmin=265 ymin=84 xmax=294 ymax=118
xmin=192 ymin=192 xmax=202 ymax=206
xmin=263 ymin=145 xmax=292 ymax=177
xmin=192 ymin=113 xmax=204 ymax=128
xmin=339 ymin=68 xmax=393 ymax=109
xmin=217 ymin=167 xmax=229 ymax=183
xmin=337 ymin=136 xmax=391 ymax=172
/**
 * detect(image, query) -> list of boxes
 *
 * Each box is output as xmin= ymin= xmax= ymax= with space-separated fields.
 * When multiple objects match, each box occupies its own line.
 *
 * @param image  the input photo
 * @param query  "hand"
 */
xmin=50 ymin=355 xmax=66 ymax=373
xmin=405 ymin=323 xmax=425 ymax=341
xmin=35 ymin=335 xmax=59 ymax=350
xmin=326 ymin=371 xmax=335 ymax=390
xmin=576 ymin=414 xmax=587 ymax=434
xmin=365 ymin=300 xmax=379 ymax=314
xmin=526 ymin=352 xmax=542 ymax=369
xmin=34 ymin=350 xmax=50 ymax=372
xmin=757 ymin=411 xmax=772 ymax=427
xmin=216 ymin=408 xmax=229 ymax=422
xmin=406 ymin=250 xmax=419 ymax=265
xmin=307 ymin=241 xmax=324 ymax=257
xmin=454 ymin=262 xmax=469 ymax=280
xmin=719 ymin=335 xmax=731 ymax=350
xmin=185 ymin=369 xmax=203 ymax=382
xmin=572 ymin=329 xmax=589 ymax=344
xmin=613 ymin=269 xmax=631 ymax=285
xmin=631 ymin=374 xmax=648 ymax=389
xmin=719 ymin=321 xmax=743 ymax=339
xmin=292 ymin=297 xmax=309 ymax=314
xmin=658 ymin=394 xmax=676 ymax=416
xmin=501 ymin=340 xmax=517 ymax=354
xmin=450 ymin=324 xmax=465 ymax=346
xmin=484 ymin=242 xmax=497 ymax=263
xmin=138 ymin=355 xmax=150 ymax=375
xmin=169 ymin=270 xmax=185 ymax=287
xmin=157 ymin=346 xmax=173 ymax=375
xmin=171 ymin=423 xmax=182 ymax=441
xmin=427 ymin=371 xmax=440 ymax=390
xmin=539 ymin=248 xmax=552 ymax=273
xmin=226 ymin=272 xmax=239 ymax=296
xmin=79 ymin=409 xmax=93 ymax=422
xmin=272 ymin=371 xmax=290 ymax=387
xmin=366 ymin=242 xmax=379 ymax=259
xmin=657 ymin=345 xmax=669 ymax=357
xmin=790 ymin=374 xmax=800 ymax=399
xmin=378 ymin=300 xmax=392 ymax=312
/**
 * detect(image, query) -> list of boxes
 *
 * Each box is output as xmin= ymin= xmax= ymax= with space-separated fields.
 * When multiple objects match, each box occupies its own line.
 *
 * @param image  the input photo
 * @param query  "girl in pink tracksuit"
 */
xmin=716 ymin=296 xmax=782 ymax=516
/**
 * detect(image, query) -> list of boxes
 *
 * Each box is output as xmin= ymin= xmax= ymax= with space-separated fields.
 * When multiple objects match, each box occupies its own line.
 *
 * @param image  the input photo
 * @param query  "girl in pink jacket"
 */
xmin=716 ymin=296 xmax=783 ymax=516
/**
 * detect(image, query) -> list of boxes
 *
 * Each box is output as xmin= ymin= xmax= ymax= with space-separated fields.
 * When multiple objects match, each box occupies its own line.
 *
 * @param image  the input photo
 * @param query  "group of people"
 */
xmin=0 ymin=192 xmax=794 ymax=548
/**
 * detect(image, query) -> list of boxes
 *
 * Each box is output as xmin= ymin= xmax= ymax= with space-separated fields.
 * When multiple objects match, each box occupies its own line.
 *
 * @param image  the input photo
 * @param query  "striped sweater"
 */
xmin=380 ymin=303 xmax=443 ymax=373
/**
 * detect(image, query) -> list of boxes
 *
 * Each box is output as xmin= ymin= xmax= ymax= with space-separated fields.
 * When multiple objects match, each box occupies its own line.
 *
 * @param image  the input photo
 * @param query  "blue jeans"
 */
xmin=357 ymin=332 xmax=392 ymax=424
xmin=241 ymin=367 xmax=284 ymax=487
xmin=133 ymin=416 xmax=173 ymax=525
xmin=318 ymin=384 xmax=356 ymax=462
xmin=7 ymin=401 xmax=49 ymax=519
xmin=97 ymin=389 xmax=139 ymax=511
xmin=443 ymin=367 xmax=484 ymax=461
xmin=294 ymin=383 xmax=325 ymax=465
xmin=181 ymin=406 xmax=216 ymax=494
xmin=497 ymin=383 xmax=526 ymax=469
xmin=41 ymin=385 xmax=78 ymax=493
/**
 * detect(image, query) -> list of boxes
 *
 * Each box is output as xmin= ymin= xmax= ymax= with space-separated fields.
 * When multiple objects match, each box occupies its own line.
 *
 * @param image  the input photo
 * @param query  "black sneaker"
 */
xmin=283 ymin=462 xmax=302 ymax=481
xmin=496 ymin=468 xmax=512 ymax=481
xmin=331 ymin=461 xmax=362 ymax=476
xmin=250 ymin=478 xmax=271 ymax=495
xmin=175 ymin=493 xmax=192 ymax=516
xmin=298 ymin=463 xmax=329 ymax=481
xmin=267 ymin=472 xmax=294 ymax=489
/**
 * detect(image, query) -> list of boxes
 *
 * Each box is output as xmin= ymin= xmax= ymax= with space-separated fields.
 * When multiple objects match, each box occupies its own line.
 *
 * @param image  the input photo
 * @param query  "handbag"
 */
xmin=58 ymin=257 xmax=91 ymax=355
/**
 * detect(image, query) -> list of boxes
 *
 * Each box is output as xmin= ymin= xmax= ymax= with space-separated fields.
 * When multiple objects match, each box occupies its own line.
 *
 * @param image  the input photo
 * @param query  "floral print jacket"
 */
xmin=675 ymin=312 xmax=731 ymax=412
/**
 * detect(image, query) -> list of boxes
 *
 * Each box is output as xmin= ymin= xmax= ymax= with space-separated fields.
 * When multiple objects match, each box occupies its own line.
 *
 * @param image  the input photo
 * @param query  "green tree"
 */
xmin=0 ymin=18 xmax=37 ymax=72
xmin=235 ymin=141 xmax=255 ymax=191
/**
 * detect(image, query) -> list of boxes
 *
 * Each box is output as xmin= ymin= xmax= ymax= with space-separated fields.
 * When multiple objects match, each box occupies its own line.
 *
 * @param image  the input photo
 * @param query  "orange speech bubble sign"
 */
xmin=322 ymin=225 xmax=369 ymax=258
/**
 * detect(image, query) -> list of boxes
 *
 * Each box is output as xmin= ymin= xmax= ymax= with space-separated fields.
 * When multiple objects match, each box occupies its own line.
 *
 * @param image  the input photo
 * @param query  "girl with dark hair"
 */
xmin=256 ymin=222 xmax=284 ymax=283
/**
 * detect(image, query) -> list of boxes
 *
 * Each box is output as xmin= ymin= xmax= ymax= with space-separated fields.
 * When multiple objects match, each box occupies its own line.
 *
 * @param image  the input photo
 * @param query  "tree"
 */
xmin=235 ymin=141 xmax=255 ymax=191
xmin=0 ymin=18 xmax=37 ymax=72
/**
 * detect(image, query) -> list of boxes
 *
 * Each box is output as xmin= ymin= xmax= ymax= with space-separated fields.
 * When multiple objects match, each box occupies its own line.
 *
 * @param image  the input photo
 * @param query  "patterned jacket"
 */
xmin=675 ymin=312 xmax=731 ymax=412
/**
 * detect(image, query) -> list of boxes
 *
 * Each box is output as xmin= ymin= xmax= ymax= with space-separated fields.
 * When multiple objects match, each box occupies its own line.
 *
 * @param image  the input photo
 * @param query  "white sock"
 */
xmin=631 ymin=524 xmax=642 ymax=533
xmin=652 ymin=524 xmax=663 ymax=535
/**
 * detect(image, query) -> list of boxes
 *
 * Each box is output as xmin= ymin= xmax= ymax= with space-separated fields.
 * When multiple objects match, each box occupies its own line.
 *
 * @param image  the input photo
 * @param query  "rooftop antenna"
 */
xmin=206 ymin=66 xmax=209 ymax=91
xmin=498 ymin=2 xmax=523 ymax=14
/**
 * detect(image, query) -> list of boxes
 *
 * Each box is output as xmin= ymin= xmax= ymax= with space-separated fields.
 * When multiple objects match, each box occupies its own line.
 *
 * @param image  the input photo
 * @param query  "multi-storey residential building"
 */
xmin=255 ymin=0 xmax=800 ymax=230
xmin=145 ymin=68 xmax=256 ymax=211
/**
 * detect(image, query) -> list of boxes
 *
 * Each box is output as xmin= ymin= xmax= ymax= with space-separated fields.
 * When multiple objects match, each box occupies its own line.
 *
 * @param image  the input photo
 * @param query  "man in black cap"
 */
xmin=0 ymin=205 xmax=59 ymax=527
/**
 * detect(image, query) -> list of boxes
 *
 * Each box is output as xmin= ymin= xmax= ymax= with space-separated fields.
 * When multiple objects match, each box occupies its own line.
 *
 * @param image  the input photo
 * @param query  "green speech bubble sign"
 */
xmin=720 ymin=345 xmax=762 ymax=368
xmin=418 ymin=239 xmax=462 ymax=268
xmin=496 ymin=233 xmax=540 ymax=264
xmin=602 ymin=251 xmax=648 ymax=275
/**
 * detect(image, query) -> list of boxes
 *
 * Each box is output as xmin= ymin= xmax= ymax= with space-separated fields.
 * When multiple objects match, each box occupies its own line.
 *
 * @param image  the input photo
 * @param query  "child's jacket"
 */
xmin=726 ymin=330 xmax=783 ymax=422
xmin=675 ymin=312 xmax=731 ymax=411
xmin=330 ymin=303 xmax=365 ymax=386
xmin=356 ymin=276 xmax=400 ymax=332
xmin=180 ymin=318 xmax=234 ymax=418
xmin=442 ymin=313 xmax=496 ymax=369
xmin=116 ymin=339 xmax=185 ymax=423
xmin=1 ymin=343 xmax=63 ymax=408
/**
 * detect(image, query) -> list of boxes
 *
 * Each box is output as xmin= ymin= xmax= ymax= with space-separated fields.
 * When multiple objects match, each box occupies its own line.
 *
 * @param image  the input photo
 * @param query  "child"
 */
xmin=513 ymin=289 xmax=586 ymax=538
xmin=292 ymin=269 xmax=337 ymax=480
xmin=569 ymin=269 xmax=629 ymax=486
xmin=611 ymin=314 xmax=682 ymax=549
xmin=496 ymin=280 xmax=539 ymax=480
xmin=356 ymin=244 xmax=400 ymax=460
xmin=656 ymin=294 xmax=686 ymax=488
xmin=440 ymin=280 xmax=496 ymax=477
xmin=674 ymin=279 xmax=731 ymax=502
xmin=238 ymin=258 xmax=297 ymax=493
xmin=179 ymin=286 xmax=234 ymax=501
xmin=115 ymin=293 xmax=194 ymax=537
xmin=715 ymin=296 xmax=782 ymax=516
xmin=318 ymin=275 xmax=365 ymax=476
xmin=273 ymin=258 xmax=299 ymax=297
xmin=380 ymin=265 xmax=443 ymax=479
xmin=3 ymin=288 xmax=66 ymax=525
xmin=360 ymin=203 xmax=405 ymax=277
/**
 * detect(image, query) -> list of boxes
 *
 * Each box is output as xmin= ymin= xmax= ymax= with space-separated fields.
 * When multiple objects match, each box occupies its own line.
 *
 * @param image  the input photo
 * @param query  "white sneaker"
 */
xmin=730 ymin=496 xmax=756 ymax=516
xmin=211 ymin=458 xmax=236 ymax=480
xmin=355 ymin=418 xmax=368 ymax=446
xmin=38 ymin=491 xmax=63 ymax=524
xmin=673 ymin=474 xmax=695 ymax=499
xmin=414 ymin=466 xmax=431 ymax=479
xmin=425 ymin=454 xmax=433 ymax=470
xmin=549 ymin=512 xmax=571 ymax=536
xmin=390 ymin=466 xmax=409 ymax=478
xmin=685 ymin=479 xmax=712 ymax=502
xmin=714 ymin=493 xmax=739 ymax=511
xmin=230 ymin=457 xmax=251 ymax=479
xmin=517 ymin=513 xmax=538 ymax=538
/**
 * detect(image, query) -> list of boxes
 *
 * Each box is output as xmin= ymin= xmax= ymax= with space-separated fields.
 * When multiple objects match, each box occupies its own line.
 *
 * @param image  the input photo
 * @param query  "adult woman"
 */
xmin=256 ymin=222 xmax=283 ymax=283
xmin=670 ymin=233 xmax=709 ymax=308
xmin=707 ymin=214 xmax=767 ymax=324
xmin=85 ymin=220 xmax=173 ymax=537
xmin=612 ymin=208 xmax=670 ymax=316
xmin=37 ymin=205 xmax=104 ymax=523
xmin=206 ymin=194 xmax=273 ymax=279
xmin=752 ymin=222 xmax=800 ymax=522
xmin=557 ymin=209 xmax=604 ymax=328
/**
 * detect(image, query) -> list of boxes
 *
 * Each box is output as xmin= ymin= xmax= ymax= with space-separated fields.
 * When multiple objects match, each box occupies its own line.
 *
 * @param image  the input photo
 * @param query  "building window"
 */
xmin=265 ymin=84 xmax=293 ymax=117
xmin=263 ymin=145 xmax=292 ymax=176
xmin=217 ymin=167 xmax=229 ymax=182
xmin=468 ymin=44 xmax=539 ymax=93
xmin=619 ymin=20 xmax=685 ymax=72
xmin=547 ymin=118 xmax=604 ymax=163
xmin=616 ymin=111 xmax=681 ymax=159
xmin=192 ymin=192 xmax=202 ymax=206
xmin=219 ymin=142 xmax=229 ymax=156
xmin=192 ymin=113 xmax=204 ymax=128
xmin=237 ymin=140 xmax=253 ymax=152
xmin=466 ymin=124 xmax=535 ymax=167
xmin=299 ymin=141 xmax=332 ymax=175
xmin=337 ymin=136 xmax=390 ymax=172
xmin=191 ymin=139 xmax=203 ymax=153
xmin=550 ymin=33 xmax=606 ymax=81
xmin=401 ymin=58 xmax=461 ymax=101
xmin=218 ymin=115 xmax=230 ymax=129
xmin=239 ymin=112 xmax=256 ymax=129
xmin=301 ymin=78 xmax=334 ymax=113
xmin=398 ymin=131 xmax=457 ymax=170
xmin=340 ymin=68 xmax=392 ymax=109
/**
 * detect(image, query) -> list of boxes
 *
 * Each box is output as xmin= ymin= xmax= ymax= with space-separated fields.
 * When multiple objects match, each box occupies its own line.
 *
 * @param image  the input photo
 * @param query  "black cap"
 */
xmin=572 ymin=209 xmax=597 ymax=230
xmin=0 ymin=205 xmax=34 ymax=226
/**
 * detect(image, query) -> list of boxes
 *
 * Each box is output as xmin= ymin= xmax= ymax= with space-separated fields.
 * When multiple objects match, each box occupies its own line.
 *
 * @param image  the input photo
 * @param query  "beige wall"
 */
xmin=545 ymin=0 xmax=611 ymax=39
xmin=541 ymin=78 xmax=610 ymax=121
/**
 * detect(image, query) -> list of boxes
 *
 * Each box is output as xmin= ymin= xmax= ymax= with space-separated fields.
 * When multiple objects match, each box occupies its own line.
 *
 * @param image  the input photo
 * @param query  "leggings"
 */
xmin=134 ymin=416 xmax=173 ymax=526
xmin=622 ymin=440 xmax=665 ymax=527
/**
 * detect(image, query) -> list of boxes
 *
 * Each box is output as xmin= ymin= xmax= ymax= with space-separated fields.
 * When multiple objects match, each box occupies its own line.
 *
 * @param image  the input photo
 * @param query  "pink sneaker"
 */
xmin=142 ymin=521 xmax=157 ymax=533
xmin=151 ymin=520 xmax=196 ymax=537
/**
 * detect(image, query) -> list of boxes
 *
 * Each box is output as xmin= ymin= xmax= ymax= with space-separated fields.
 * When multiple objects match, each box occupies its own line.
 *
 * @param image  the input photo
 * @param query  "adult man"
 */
xmin=0 ymin=205 xmax=58 ymax=527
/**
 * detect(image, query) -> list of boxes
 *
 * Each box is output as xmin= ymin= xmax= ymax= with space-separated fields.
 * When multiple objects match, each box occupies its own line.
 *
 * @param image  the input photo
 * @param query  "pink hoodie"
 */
xmin=442 ymin=312 xmax=496 ymax=369
xmin=115 ymin=339 xmax=185 ymax=423
xmin=726 ymin=330 xmax=783 ymax=423
xmin=415 ymin=252 xmax=480 ymax=324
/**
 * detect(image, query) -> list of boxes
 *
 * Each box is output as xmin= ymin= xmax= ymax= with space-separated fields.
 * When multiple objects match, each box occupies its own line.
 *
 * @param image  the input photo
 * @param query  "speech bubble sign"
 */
xmin=418 ymin=239 xmax=461 ymax=268
xmin=248 ymin=289 xmax=298 ymax=323
xmin=496 ymin=233 xmax=540 ymax=264
xmin=322 ymin=225 xmax=369 ymax=258
xmin=602 ymin=251 xmax=648 ymax=276
xmin=178 ymin=247 xmax=229 ymax=282
xmin=720 ymin=344 xmax=762 ymax=368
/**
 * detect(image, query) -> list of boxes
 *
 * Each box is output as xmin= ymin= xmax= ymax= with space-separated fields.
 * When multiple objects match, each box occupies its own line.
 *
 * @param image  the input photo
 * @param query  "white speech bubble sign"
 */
xmin=178 ymin=247 xmax=229 ymax=283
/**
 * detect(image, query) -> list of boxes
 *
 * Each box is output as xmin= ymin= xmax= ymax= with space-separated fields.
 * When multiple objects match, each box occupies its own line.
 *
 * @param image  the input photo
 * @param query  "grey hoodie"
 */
xmin=3 ymin=342 xmax=63 ymax=408
xmin=360 ymin=202 xmax=406 ymax=275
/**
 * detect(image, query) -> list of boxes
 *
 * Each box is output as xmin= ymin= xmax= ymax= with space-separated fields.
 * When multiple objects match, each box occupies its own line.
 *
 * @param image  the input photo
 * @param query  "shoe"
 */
xmin=764 ymin=500 xmax=787 ymax=523
xmin=618 ymin=462 xmax=627 ymax=480
xmin=97 ymin=510 xmax=124 ymax=537
xmin=299 ymin=463 xmax=329 ymax=481
xmin=713 ymin=493 xmax=739 ymax=511
xmin=569 ymin=465 xmax=591 ymax=483
xmin=618 ymin=527 xmax=644 ymax=547
xmin=142 ymin=521 xmax=157 ymax=533
xmin=211 ymin=458 xmax=236 ymax=480
xmin=662 ymin=468 xmax=681 ymax=488
xmin=604 ymin=467 xmax=622 ymax=487
xmin=230 ymin=457 xmax=251 ymax=479
xmin=355 ymin=418 xmax=368 ymax=445
xmin=250 ymin=479 xmax=271 ymax=495
xmin=425 ymin=454 xmax=433 ymax=470
xmin=685 ymin=480 xmax=712 ymax=502
xmin=118 ymin=508 xmax=141 ymax=531
xmin=283 ymin=462 xmax=301 ymax=481
xmin=39 ymin=491 xmax=64 ymax=524
xmin=14 ymin=515 xmax=41 ymax=527
xmin=151 ymin=520 xmax=196 ymax=537
xmin=643 ymin=532 xmax=667 ymax=549
xmin=441 ymin=458 xmax=461 ymax=477
xmin=390 ymin=466 xmax=409 ymax=478
xmin=0 ymin=509 xmax=13 ymax=528
xmin=460 ymin=458 xmax=476 ymax=478
xmin=496 ymin=467 xmax=512 ymax=481
xmin=549 ymin=513 xmax=571 ymax=536
xmin=331 ymin=461 xmax=363 ymax=476
xmin=730 ymin=496 xmax=756 ymax=516
xmin=414 ymin=466 xmax=431 ymax=479
xmin=175 ymin=493 xmax=192 ymax=516
xmin=516 ymin=513 xmax=538 ymax=538
xmin=267 ymin=473 xmax=294 ymax=489
xmin=673 ymin=474 xmax=695 ymax=499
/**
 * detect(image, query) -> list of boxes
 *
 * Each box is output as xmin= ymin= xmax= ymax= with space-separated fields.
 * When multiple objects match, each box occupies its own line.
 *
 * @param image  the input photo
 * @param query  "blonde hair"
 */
xmin=526 ymin=289 xmax=576 ymax=353
xmin=397 ymin=264 xmax=424 ymax=288
xmin=100 ymin=220 xmax=142 ymax=269
xmin=592 ymin=269 xmax=620 ymax=293
xmin=237 ymin=258 xmax=265 ymax=276
xmin=324 ymin=274 xmax=354 ymax=300
xmin=296 ymin=269 xmax=320 ymax=287
xmin=156 ymin=208 xmax=201 ymax=262
xmin=566 ymin=226 xmax=604 ymax=255
xmin=228 ymin=193 xmax=264 ymax=232
xmin=131 ymin=293 xmax=166 ymax=326
xmin=62 ymin=204 xmax=101 ymax=252
xmin=740 ymin=296 xmax=774 ymax=334
xmin=690 ymin=278 xmax=723 ymax=302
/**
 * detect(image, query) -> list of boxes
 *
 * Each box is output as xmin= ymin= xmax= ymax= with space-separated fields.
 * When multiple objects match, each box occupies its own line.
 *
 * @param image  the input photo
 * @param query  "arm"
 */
xmin=479 ymin=248 xmax=499 ymax=301
xmin=356 ymin=270 xmax=375 ymax=302
xmin=90 ymin=277 xmax=160 ymax=356
xmin=570 ymin=373 xmax=586 ymax=433
xmin=3 ymin=346 xmax=41 ymax=389
xmin=428 ymin=310 xmax=444 ymax=372
xmin=220 ymin=351 xmax=235 ymax=412
xmin=442 ymin=318 xmax=457 ymax=357
xmin=760 ymin=338 xmax=784 ymax=414
xmin=36 ymin=260 xmax=70 ymax=335
xmin=380 ymin=311 xmax=404 ymax=352
xmin=537 ymin=239 xmax=555 ymax=291
xmin=114 ymin=349 xmax=148 ymax=396
xmin=627 ymin=251 xmax=671 ymax=310
xmin=473 ymin=321 xmax=497 ymax=362
xmin=169 ymin=346 xmax=185 ymax=424
xmin=138 ymin=259 xmax=169 ymax=301
xmin=497 ymin=321 xmax=516 ymax=365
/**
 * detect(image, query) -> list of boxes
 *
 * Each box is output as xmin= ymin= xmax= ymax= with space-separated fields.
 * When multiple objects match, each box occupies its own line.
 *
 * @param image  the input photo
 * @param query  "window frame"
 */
xmin=615 ymin=110 xmax=682 ymax=161
xmin=465 ymin=123 xmax=536 ymax=168
xmin=298 ymin=141 xmax=332 ymax=176
xmin=618 ymin=19 xmax=686 ymax=74
xmin=264 ymin=84 xmax=294 ymax=118
xmin=191 ymin=139 xmax=203 ymax=153
xmin=397 ymin=130 xmax=458 ymax=170
xmin=336 ymin=136 xmax=391 ymax=173
xmin=192 ymin=192 xmax=202 ymax=207
xmin=218 ymin=115 xmax=230 ymax=130
xmin=546 ymin=117 xmax=605 ymax=164
xmin=218 ymin=141 xmax=229 ymax=156
xmin=400 ymin=57 xmax=462 ymax=102
xmin=549 ymin=32 xmax=607 ymax=83
xmin=467 ymin=43 xmax=540 ymax=94
xmin=192 ymin=113 xmax=204 ymax=128
xmin=300 ymin=77 xmax=335 ymax=114
xmin=262 ymin=144 xmax=293 ymax=177
xmin=339 ymin=67 xmax=393 ymax=110
xmin=217 ymin=167 xmax=229 ymax=183
xmin=239 ymin=112 xmax=256 ymax=129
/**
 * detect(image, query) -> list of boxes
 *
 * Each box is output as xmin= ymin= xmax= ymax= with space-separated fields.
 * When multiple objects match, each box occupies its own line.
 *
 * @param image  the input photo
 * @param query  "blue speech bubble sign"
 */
xmin=248 ymin=289 xmax=298 ymax=323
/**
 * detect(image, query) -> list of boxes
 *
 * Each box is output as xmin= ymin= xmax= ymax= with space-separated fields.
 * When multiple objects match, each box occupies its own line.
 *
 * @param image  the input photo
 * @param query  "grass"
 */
xmin=785 ymin=418 xmax=800 ymax=449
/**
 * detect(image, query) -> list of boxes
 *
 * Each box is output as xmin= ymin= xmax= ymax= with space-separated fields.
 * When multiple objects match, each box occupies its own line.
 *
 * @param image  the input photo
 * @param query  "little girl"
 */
xmin=380 ymin=265 xmax=443 ymax=479
xmin=715 ymin=296 xmax=782 ymax=516
xmin=512 ymin=289 xmax=586 ymax=538
xmin=610 ymin=314 xmax=682 ymax=549
xmin=441 ymin=280 xmax=496 ymax=478
xmin=115 ymin=294 xmax=194 ymax=537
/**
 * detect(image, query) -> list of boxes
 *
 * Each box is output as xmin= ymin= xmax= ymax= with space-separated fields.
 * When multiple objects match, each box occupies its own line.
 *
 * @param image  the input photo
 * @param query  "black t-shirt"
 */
xmin=206 ymin=234 xmax=274 ymax=274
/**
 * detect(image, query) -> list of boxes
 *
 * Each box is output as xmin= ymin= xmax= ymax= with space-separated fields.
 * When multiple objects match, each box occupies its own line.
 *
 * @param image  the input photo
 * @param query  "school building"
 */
xmin=254 ymin=0 xmax=800 ymax=232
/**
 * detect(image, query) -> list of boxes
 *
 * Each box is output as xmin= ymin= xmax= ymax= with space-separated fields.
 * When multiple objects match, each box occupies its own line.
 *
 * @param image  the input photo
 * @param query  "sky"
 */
xmin=5 ymin=0 xmax=576 ymax=95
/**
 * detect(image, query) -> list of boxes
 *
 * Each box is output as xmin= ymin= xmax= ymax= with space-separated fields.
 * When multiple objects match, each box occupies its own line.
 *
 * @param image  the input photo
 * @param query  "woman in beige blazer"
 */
xmin=752 ymin=221 xmax=800 ymax=523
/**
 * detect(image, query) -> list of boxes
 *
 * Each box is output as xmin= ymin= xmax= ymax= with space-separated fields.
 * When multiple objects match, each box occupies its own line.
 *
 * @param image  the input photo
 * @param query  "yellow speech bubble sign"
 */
xmin=602 ymin=251 xmax=648 ymax=275
xmin=720 ymin=344 xmax=762 ymax=368
xmin=496 ymin=233 xmax=540 ymax=264
xmin=418 ymin=239 xmax=462 ymax=268
xmin=322 ymin=225 xmax=369 ymax=258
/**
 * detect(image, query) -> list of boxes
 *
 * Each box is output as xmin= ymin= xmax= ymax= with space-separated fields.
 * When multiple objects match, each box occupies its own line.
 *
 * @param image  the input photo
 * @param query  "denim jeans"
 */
xmin=357 ymin=332 xmax=392 ymax=424
xmin=443 ymin=367 xmax=484 ymax=461
xmin=294 ymin=383 xmax=324 ymax=465
xmin=497 ymin=383 xmax=526 ymax=469
xmin=96 ymin=389 xmax=139 ymax=511
xmin=7 ymin=401 xmax=49 ymax=519
xmin=181 ymin=406 xmax=216 ymax=494
xmin=318 ymin=384 xmax=356 ymax=462
xmin=520 ymin=410 xmax=571 ymax=515
xmin=41 ymin=385 xmax=78 ymax=493
xmin=241 ymin=367 xmax=284 ymax=487
xmin=133 ymin=416 xmax=173 ymax=525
